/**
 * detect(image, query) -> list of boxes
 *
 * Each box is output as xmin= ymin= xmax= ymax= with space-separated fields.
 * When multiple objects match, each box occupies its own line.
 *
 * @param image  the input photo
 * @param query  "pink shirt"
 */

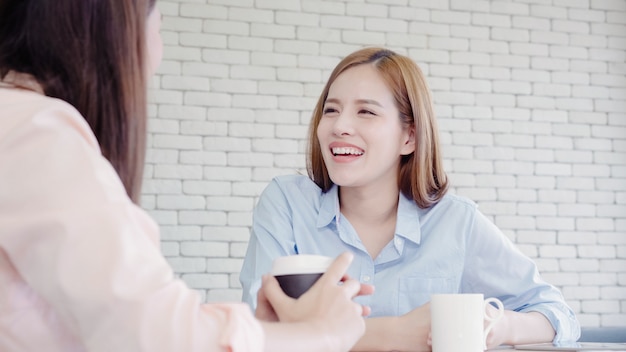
xmin=0 ymin=75 xmax=264 ymax=352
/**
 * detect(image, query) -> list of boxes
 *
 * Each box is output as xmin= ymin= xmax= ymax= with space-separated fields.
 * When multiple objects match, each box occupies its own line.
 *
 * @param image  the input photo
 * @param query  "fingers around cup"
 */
xmin=340 ymin=277 xmax=362 ymax=298
xmin=319 ymin=252 xmax=354 ymax=285
xmin=359 ymin=283 xmax=375 ymax=296
xmin=263 ymin=274 xmax=295 ymax=305
xmin=361 ymin=305 xmax=372 ymax=317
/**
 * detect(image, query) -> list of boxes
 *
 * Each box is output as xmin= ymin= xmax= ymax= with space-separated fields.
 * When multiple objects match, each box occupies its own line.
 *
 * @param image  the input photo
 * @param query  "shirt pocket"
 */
xmin=398 ymin=277 xmax=457 ymax=315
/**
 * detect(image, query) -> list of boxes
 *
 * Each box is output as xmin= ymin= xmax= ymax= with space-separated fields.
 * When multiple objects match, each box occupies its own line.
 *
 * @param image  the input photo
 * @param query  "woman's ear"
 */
xmin=400 ymin=125 xmax=416 ymax=155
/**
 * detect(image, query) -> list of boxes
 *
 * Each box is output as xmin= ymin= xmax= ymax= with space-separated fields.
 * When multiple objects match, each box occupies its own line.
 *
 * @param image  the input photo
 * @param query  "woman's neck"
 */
xmin=338 ymin=182 xmax=400 ymax=259
xmin=0 ymin=71 xmax=44 ymax=94
xmin=338 ymin=181 xmax=400 ymax=226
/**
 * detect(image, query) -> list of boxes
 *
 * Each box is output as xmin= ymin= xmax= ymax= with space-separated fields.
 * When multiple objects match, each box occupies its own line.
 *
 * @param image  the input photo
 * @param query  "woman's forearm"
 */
xmin=503 ymin=311 xmax=556 ymax=345
xmin=350 ymin=317 xmax=399 ymax=351
xmin=262 ymin=321 xmax=333 ymax=352
xmin=351 ymin=316 xmax=431 ymax=352
xmin=351 ymin=310 xmax=556 ymax=351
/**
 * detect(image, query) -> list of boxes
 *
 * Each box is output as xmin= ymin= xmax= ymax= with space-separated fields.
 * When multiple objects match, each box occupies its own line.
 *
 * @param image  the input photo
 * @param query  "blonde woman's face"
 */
xmin=146 ymin=7 xmax=163 ymax=76
xmin=316 ymin=64 xmax=415 ymax=191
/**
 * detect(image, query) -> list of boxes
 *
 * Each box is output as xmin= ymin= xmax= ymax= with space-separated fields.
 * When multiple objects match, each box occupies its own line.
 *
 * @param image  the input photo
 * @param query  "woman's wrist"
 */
xmin=306 ymin=319 xmax=337 ymax=352
xmin=351 ymin=316 xmax=402 ymax=351
xmin=500 ymin=311 xmax=555 ymax=345
xmin=386 ymin=316 xmax=404 ymax=351
xmin=262 ymin=321 xmax=335 ymax=352
xmin=500 ymin=310 xmax=515 ymax=345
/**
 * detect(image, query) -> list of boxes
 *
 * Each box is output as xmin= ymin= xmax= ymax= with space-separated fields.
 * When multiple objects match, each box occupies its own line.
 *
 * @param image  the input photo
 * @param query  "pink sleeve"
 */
xmin=0 ymin=92 xmax=264 ymax=351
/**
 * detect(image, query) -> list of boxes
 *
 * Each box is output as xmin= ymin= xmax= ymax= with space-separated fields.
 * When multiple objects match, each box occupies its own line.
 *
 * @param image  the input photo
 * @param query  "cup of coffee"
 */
xmin=430 ymin=293 xmax=504 ymax=352
xmin=271 ymin=254 xmax=334 ymax=298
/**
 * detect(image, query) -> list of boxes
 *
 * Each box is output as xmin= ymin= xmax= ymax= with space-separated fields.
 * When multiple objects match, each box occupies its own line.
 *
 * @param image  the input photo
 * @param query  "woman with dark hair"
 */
xmin=0 ymin=1 xmax=372 ymax=351
xmin=240 ymin=47 xmax=580 ymax=351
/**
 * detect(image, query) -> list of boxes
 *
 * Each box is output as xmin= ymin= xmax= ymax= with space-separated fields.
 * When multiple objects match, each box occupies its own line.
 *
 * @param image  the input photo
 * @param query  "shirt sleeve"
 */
xmin=239 ymin=179 xmax=296 ymax=309
xmin=461 ymin=209 xmax=581 ymax=342
xmin=0 ymin=97 xmax=264 ymax=352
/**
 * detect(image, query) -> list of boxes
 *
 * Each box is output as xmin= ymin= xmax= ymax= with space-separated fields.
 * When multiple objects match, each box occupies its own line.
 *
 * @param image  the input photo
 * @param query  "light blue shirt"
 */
xmin=240 ymin=175 xmax=580 ymax=342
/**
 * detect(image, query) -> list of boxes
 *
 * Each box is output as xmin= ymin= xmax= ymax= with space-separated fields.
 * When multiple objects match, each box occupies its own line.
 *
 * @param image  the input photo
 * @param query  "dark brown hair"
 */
xmin=0 ymin=0 xmax=156 ymax=203
xmin=306 ymin=47 xmax=448 ymax=208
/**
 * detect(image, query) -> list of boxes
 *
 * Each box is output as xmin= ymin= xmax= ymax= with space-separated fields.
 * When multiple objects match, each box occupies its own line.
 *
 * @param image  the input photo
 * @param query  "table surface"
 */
xmin=487 ymin=342 xmax=626 ymax=352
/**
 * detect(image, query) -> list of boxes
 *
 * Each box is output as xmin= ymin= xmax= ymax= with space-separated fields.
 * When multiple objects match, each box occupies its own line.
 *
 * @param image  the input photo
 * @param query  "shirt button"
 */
xmin=395 ymin=238 xmax=402 ymax=246
xmin=362 ymin=275 xmax=371 ymax=282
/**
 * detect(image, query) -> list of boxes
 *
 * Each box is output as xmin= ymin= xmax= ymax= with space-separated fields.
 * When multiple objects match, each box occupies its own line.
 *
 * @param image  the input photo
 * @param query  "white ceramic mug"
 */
xmin=431 ymin=293 xmax=505 ymax=352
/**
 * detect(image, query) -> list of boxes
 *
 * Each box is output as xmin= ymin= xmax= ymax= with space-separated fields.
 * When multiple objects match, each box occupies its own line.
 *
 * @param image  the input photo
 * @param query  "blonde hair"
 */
xmin=306 ymin=47 xmax=448 ymax=208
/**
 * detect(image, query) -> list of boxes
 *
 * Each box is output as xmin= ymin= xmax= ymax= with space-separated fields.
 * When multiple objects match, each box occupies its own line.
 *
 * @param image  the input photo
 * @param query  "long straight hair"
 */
xmin=0 ymin=0 xmax=156 ymax=203
xmin=307 ymin=47 xmax=448 ymax=208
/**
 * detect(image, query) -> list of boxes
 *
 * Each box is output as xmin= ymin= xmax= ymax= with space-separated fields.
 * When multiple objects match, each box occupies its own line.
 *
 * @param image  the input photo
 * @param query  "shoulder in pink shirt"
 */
xmin=0 ymin=79 xmax=263 ymax=352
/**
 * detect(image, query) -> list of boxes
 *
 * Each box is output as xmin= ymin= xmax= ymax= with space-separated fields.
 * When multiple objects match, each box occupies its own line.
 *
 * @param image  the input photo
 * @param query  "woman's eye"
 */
xmin=323 ymin=107 xmax=338 ymax=114
xmin=359 ymin=109 xmax=375 ymax=115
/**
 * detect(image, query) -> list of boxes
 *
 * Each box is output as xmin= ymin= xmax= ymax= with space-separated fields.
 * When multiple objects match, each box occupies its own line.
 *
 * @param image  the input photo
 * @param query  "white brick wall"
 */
xmin=146 ymin=0 xmax=626 ymax=327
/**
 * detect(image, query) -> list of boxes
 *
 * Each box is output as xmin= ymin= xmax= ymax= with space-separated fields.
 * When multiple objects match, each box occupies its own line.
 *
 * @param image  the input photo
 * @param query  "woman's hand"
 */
xmin=255 ymin=276 xmax=279 ymax=322
xmin=397 ymin=303 xmax=432 ymax=352
xmin=258 ymin=252 xmax=374 ymax=351
xmin=350 ymin=302 xmax=431 ymax=352
xmin=484 ymin=303 xmax=509 ymax=349
xmin=484 ymin=309 xmax=556 ymax=348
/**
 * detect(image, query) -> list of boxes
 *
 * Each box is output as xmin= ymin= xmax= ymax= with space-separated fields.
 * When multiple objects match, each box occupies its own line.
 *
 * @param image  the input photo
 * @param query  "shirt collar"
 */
xmin=395 ymin=191 xmax=422 ymax=245
xmin=316 ymin=184 xmax=423 ymax=245
xmin=317 ymin=184 xmax=339 ymax=228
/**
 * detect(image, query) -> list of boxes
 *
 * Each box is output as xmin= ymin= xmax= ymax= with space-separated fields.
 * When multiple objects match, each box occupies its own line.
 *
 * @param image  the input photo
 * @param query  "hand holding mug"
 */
xmin=256 ymin=254 xmax=335 ymax=321
xmin=484 ymin=302 xmax=509 ymax=348
xmin=397 ymin=303 xmax=432 ymax=352
xmin=257 ymin=253 xmax=374 ymax=351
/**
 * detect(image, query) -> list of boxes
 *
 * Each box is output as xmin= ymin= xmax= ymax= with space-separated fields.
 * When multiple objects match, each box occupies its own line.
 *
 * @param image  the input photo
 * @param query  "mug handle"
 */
xmin=483 ymin=297 xmax=505 ymax=350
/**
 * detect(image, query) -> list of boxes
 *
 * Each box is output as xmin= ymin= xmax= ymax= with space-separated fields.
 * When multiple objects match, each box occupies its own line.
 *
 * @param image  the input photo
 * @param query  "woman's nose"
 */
xmin=331 ymin=111 xmax=354 ymax=136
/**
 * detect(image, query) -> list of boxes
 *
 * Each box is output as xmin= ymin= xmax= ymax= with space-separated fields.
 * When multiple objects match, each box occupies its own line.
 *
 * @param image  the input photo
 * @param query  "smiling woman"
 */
xmin=308 ymin=48 xmax=447 ymax=210
xmin=316 ymin=64 xmax=416 ymax=199
xmin=240 ymin=47 xmax=581 ymax=352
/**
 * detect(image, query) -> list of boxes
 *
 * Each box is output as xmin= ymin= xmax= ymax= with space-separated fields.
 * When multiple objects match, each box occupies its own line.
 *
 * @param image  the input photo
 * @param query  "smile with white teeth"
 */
xmin=332 ymin=147 xmax=363 ymax=156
